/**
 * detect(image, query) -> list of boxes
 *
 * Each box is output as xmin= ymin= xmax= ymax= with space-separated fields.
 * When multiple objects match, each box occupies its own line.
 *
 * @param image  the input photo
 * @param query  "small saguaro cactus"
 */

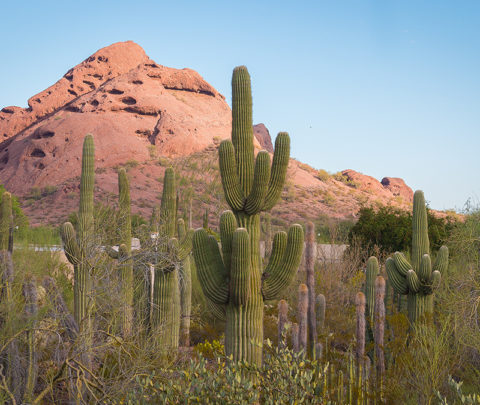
xmin=60 ymin=134 xmax=95 ymax=337
xmin=177 ymin=218 xmax=193 ymax=347
xmin=316 ymin=293 xmax=326 ymax=332
xmin=277 ymin=299 xmax=289 ymax=349
xmin=151 ymin=167 xmax=180 ymax=349
xmin=150 ymin=168 xmax=193 ymax=350
xmin=385 ymin=190 xmax=448 ymax=324
xmin=305 ymin=221 xmax=317 ymax=358
xmin=107 ymin=168 xmax=133 ymax=337
xmin=374 ymin=276 xmax=386 ymax=387
xmin=355 ymin=292 xmax=366 ymax=372
xmin=297 ymin=283 xmax=309 ymax=353
xmin=23 ymin=278 xmax=38 ymax=404
xmin=193 ymin=66 xmax=304 ymax=365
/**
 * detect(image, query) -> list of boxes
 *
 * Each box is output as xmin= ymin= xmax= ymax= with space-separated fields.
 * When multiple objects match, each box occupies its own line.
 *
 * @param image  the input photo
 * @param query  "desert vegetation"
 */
xmin=0 ymin=66 xmax=478 ymax=405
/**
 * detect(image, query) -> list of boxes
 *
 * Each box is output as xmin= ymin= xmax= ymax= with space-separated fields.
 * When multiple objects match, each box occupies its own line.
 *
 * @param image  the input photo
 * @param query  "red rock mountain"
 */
xmin=0 ymin=41 xmax=414 ymax=226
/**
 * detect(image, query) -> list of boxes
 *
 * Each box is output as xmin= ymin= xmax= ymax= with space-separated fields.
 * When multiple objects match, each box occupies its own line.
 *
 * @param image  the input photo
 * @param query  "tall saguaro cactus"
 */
xmin=193 ymin=66 xmax=304 ymax=365
xmin=385 ymin=190 xmax=448 ymax=324
xmin=60 ymin=134 xmax=95 ymax=334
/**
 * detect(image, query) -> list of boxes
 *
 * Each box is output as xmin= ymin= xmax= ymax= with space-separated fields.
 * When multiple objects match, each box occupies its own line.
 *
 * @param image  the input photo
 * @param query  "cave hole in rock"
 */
xmin=34 ymin=130 xmax=55 ymax=139
xmin=65 ymin=105 xmax=81 ymax=112
xmin=35 ymin=162 xmax=45 ymax=170
xmin=108 ymin=89 xmax=124 ymax=95
xmin=31 ymin=148 xmax=46 ymax=158
xmin=90 ymin=99 xmax=99 ymax=107
xmin=0 ymin=154 xmax=8 ymax=165
xmin=132 ymin=80 xmax=143 ymax=85
xmin=121 ymin=96 xmax=137 ymax=105
xmin=67 ymin=89 xmax=78 ymax=97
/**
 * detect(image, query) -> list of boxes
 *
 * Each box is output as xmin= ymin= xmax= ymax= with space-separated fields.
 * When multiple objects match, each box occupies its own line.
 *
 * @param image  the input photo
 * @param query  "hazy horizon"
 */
xmin=1 ymin=1 xmax=479 ymax=211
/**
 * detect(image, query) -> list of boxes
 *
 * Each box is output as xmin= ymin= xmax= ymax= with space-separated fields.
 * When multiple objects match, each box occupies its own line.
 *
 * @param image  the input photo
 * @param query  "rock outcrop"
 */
xmin=0 ymin=41 xmax=416 ymax=225
xmin=253 ymin=123 xmax=273 ymax=153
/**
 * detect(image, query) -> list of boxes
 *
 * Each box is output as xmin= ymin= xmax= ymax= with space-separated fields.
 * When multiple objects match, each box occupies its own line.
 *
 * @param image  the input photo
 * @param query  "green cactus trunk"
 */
xmin=178 ymin=219 xmax=192 ymax=347
xmin=193 ymin=66 xmax=304 ymax=365
xmin=152 ymin=168 xmax=179 ymax=349
xmin=61 ymin=134 xmax=95 ymax=339
xmin=152 ymin=270 xmax=180 ymax=349
xmin=385 ymin=190 xmax=448 ymax=324
xmin=118 ymin=169 xmax=133 ymax=336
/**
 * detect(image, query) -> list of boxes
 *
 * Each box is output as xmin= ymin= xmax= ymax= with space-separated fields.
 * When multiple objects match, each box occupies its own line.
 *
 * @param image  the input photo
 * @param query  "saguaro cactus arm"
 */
xmin=219 ymin=141 xmax=245 ymax=211
xmin=244 ymin=151 xmax=271 ymax=215
xmin=60 ymin=222 xmax=80 ymax=265
xmin=262 ymin=133 xmax=290 ymax=211
xmin=385 ymin=257 xmax=408 ymax=295
xmin=262 ymin=224 xmax=304 ymax=301
xmin=433 ymin=246 xmax=449 ymax=274
xmin=192 ymin=229 xmax=229 ymax=304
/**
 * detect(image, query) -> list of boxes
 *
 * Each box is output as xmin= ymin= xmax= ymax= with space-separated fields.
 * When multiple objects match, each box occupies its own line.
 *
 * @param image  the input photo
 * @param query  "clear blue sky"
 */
xmin=1 ymin=1 xmax=479 ymax=211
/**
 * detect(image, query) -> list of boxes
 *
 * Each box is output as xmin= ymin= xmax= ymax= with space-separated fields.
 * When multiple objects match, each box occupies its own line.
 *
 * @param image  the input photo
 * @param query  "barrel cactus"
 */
xmin=385 ymin=190 xmax=448 ymax=324
xmin=192 ymin=66 xmax=304 ymax=365
xmin=60 ymin=134 xmax=95 ymax=335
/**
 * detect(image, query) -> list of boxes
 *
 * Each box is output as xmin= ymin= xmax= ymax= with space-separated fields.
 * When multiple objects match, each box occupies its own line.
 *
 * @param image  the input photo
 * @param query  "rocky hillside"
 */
xmin=0 ymin=41 xmax=414 ymax=226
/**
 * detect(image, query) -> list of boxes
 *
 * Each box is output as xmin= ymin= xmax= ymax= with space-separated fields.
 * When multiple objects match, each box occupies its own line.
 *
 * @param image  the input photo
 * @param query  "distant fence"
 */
xmin=260 ymin=241 xmax=348 ymax=264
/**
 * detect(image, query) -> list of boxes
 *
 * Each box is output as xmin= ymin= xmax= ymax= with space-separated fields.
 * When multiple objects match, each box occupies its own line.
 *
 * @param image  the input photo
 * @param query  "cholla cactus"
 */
xmin=385 ymin=190 xmax=448 ymax=324
xmin=193 ymin=66 xmax=304 ymax=364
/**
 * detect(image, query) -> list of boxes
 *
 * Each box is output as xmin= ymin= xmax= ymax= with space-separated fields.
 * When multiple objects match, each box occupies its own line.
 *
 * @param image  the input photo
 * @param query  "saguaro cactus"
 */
xmin=151 ymin=168 xmax=193 ymax=350
xmin=305 ymin=221 xmax=317 ymax=358
xmin=385 ymin=190 xmax=448 ymax=324
xmin=297 ymin=283 xmax=308 ymax=353
xmin=193 ymin=66 xmax=304 ymax=364
xmin=0 ymin=192 xmax=21 ymax=402
xmin=277 ymin=299 xmax=289 ymax=349
xmin=374 ymin=276 xmax=386 ymax=386
xmin=151 ymin=167 xmax=180 ymax=349
xmin=177 ymin=218 xmax=193 ymax=347
xmin=60 ymin=134 xmax=95 ymax=335
xmin=23 ymin=279 xmax=38 ymax=404
xmin=107 ymin=168 xmax=133 ymax=336
xmin=355 ymin=292 xmax=366 ymax=372
xmin=316 ymin=293 xmax=326 ymax=332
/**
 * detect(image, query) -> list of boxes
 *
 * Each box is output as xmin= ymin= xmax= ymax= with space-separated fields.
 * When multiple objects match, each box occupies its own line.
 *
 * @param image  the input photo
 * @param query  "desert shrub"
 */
xmin=348 ymin=206 xmax=457 ymax=255
xmin=124 ymin=342 xmax=333 ymax=404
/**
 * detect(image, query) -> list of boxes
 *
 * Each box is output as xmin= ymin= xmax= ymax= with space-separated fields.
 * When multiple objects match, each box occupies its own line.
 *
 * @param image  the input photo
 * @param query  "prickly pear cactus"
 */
xmin=193 ymin=66 xmax=304 ymax=365
xmin=385 ymin=190 xmax=448 ymax=324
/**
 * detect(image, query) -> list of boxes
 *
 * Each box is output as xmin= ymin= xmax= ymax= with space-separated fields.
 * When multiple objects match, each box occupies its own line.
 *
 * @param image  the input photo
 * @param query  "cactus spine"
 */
xmin=60 ymin=134 xmax=95 ymax=340
xmin=192 ymin=66 xmax=304 ymax=364
xmin=385 ymin=190 xmax=448 ymax=324
xmin=305 ymin=221 xmax=317 ymax=358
